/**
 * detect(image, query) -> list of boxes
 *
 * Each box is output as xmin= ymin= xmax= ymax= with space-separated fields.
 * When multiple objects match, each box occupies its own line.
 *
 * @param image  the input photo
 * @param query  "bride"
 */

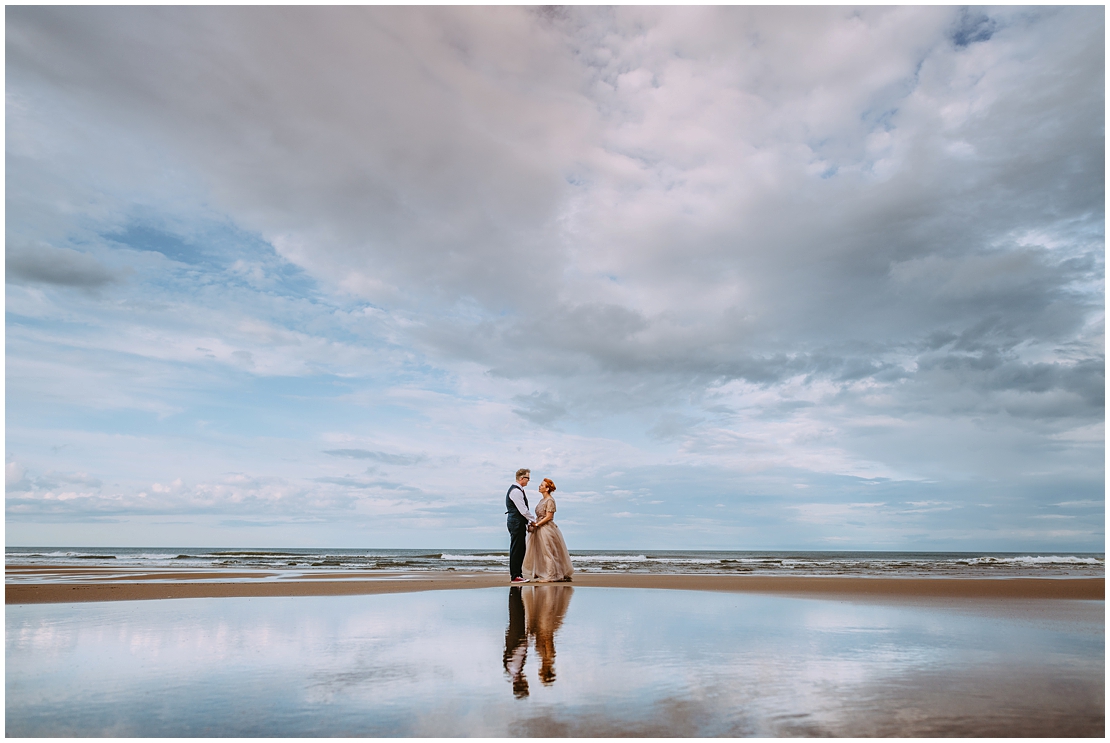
xmin=522 ymin=478 xmax=573 ymax=582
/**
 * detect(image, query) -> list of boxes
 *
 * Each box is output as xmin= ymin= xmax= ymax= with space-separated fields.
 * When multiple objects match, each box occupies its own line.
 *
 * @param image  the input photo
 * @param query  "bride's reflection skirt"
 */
xmin=523 ymin=523 xmax=574 ymax=582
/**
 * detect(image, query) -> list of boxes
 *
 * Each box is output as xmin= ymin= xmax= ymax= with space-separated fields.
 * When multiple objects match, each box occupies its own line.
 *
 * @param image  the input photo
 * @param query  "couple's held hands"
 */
xmin=526 ymin=522 xmax=535 ymax=533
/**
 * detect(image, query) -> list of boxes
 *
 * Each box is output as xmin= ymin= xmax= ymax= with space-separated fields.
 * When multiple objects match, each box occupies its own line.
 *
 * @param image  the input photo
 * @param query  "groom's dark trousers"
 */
xmin=506 ymin=484 xmax=530 ymax=579
xmin=507 ymin=513 xmax=528 ymax=579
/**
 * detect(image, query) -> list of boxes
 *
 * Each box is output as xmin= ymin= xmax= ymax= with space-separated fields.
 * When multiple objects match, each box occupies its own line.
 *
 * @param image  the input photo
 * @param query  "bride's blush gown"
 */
xmin=522 ymin=497 xmax=573 ymax=582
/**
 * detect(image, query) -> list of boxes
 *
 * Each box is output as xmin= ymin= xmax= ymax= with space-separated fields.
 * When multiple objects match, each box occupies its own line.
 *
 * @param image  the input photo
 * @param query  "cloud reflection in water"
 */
xmin=5 ymin=587 xmax=1103 ymax=736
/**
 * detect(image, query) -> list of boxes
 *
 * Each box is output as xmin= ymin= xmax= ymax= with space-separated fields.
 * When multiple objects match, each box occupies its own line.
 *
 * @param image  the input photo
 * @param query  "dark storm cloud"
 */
xmin=7 ymin=242 xmax=123 ymax=288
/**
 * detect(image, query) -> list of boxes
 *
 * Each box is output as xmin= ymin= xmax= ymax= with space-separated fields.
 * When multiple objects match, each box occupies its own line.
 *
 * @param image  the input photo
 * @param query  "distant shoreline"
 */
xmin=5 ymin=548 xmax=1103 ymax=581
xmin=6 ymin=566 xmax=1103 ymax=604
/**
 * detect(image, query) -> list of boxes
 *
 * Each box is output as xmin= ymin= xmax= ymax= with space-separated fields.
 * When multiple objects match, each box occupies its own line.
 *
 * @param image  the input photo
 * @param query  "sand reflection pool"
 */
xmin=6 ymin=586 xmax=1103 ymax=736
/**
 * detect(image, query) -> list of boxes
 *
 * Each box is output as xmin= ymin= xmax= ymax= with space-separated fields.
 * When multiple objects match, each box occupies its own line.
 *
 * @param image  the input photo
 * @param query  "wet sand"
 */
xmin=6 ymin=564 xmax=1102 ymax=604
xmin=6 ymin=585 xmax=1103 ymax=736
xmin=7 ymin=567 xmax=1104 ymax=736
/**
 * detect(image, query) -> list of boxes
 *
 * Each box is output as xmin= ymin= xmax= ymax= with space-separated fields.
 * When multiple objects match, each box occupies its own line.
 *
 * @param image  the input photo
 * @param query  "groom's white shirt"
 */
xmin=508 ymin=484 xmax=535 ymax=522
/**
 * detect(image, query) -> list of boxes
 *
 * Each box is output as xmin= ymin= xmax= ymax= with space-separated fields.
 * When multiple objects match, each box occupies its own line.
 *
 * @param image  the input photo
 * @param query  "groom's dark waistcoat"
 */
xmin=505 ymin=484 xmax=529 ymax=523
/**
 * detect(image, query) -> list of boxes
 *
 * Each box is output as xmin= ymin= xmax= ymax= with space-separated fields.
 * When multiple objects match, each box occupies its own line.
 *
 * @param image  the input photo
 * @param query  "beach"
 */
xmin=5 ymin=564 xmax=1104 ymax=604
xmin=6 ymin=568 xmax=1104 ymax=737
xmin=7 ymin=557 xmax=1104 ymax=736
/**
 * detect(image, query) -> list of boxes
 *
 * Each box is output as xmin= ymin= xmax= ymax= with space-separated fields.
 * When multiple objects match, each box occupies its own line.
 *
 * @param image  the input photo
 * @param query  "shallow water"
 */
xmin=6 ymin=587 xmax=1104 ymax=736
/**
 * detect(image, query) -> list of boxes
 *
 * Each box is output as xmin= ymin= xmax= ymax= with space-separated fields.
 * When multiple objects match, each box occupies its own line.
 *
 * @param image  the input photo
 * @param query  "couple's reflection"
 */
xmin=503 ymin=584 xmax=573 ymax=698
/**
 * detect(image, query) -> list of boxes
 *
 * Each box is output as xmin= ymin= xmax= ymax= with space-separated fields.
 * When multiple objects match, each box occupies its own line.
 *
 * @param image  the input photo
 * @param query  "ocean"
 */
xmin=6 ymin=547 xmax=1103 ymax=578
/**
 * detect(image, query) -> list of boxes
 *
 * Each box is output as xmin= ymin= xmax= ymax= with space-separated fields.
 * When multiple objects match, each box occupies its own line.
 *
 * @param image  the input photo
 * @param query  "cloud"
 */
xmin=4 ymin=6 xmax=1103 ymax=548
xmin=4 ymin=467 xmax=362 ymax=521
xmin=8 ymin=8 xmax=1099 ymax=381
xmin=313 ymin=476 xmax=422 ymax=493
xmin=7 ymin=242 xmax=124 ymax=288
xmin=323 ymin=450 xmax=427 ymax=466
xmin=511 ymin=392 xmax=567 ymax=425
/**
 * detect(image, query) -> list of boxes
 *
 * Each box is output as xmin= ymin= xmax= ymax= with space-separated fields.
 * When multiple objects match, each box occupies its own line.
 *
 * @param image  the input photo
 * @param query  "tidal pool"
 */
xmin=6 ymin=586 xmax=1104 ymax=736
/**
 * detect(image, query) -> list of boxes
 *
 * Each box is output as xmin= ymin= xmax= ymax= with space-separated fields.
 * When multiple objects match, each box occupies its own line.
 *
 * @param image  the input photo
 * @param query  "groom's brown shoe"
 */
xmin=510 ymin=576 xmax=528 ymax=583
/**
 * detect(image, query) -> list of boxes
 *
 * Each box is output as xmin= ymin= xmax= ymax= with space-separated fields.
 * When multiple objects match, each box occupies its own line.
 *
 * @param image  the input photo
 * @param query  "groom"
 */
xmin=506 ymin=468 xmax=536 ymax=583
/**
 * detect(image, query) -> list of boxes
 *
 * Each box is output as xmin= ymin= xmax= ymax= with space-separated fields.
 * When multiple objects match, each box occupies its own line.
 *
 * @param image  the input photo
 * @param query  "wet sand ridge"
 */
xmin=6 ymin=565 xmax=1102 ymax=604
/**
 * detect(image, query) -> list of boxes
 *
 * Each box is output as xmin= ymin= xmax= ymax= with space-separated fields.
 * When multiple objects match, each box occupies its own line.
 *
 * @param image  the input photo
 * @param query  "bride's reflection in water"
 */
xmin=503 ymin=584 xmax=573 ymax=697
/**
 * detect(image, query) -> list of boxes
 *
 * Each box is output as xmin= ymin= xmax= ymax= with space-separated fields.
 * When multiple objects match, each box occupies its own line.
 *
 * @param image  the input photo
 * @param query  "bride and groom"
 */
xmin=505 ymin=468 xmax=573 ymax=583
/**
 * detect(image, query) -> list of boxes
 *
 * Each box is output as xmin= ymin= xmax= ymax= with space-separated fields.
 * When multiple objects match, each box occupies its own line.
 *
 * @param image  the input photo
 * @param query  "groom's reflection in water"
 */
xmin=503 ymin=584 xmax=573 ymax=697
xmin=503 ymin=586 xmax=530 ymax=697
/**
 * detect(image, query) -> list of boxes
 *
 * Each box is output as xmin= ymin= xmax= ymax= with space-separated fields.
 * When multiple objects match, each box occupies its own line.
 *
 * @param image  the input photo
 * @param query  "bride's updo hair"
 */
xmin=542 ymin=478 xmax=556 ymax=493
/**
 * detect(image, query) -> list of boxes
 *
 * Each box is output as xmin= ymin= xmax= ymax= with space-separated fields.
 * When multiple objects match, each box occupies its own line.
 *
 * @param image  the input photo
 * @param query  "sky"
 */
xmin=5 ymin=6 xmax=1104 ymax=551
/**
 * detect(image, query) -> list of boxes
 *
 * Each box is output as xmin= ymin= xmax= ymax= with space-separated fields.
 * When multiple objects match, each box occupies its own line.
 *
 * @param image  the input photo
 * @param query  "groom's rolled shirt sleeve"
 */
xmin=509 ymin=488 xmax=535 ymax=522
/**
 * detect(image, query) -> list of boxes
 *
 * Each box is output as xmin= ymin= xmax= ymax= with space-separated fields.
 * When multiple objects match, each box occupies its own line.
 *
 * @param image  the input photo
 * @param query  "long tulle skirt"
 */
xmin=522 ymin=523 xmax=573 ymax=582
